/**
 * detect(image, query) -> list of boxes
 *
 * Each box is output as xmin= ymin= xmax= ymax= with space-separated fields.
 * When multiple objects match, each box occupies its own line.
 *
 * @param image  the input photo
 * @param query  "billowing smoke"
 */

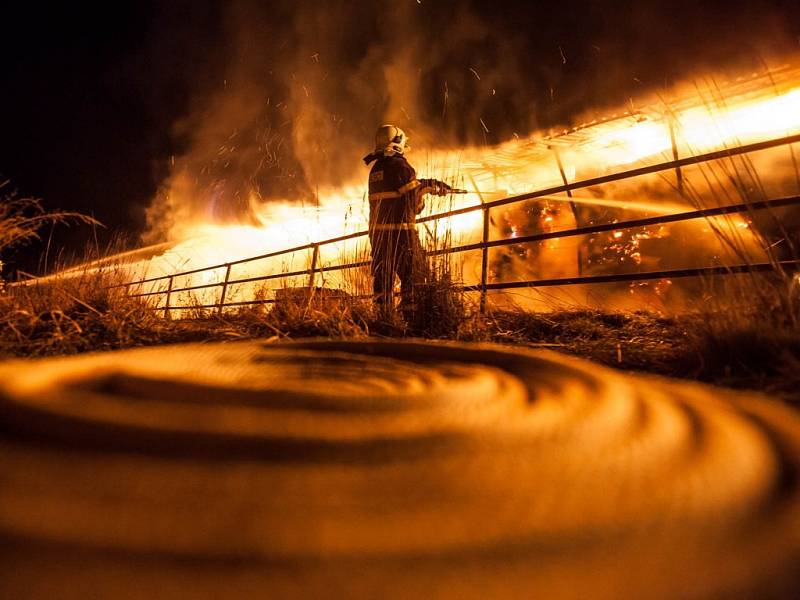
xmin=144 ymin=0 xmax=800 ymax=243
xmin=144 ymin=1 xmax=570 ymax=241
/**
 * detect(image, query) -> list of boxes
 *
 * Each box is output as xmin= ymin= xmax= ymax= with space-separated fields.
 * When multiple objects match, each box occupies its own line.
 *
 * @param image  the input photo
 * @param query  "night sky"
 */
xmin=2 ymin=0 xmax=799 ymax=274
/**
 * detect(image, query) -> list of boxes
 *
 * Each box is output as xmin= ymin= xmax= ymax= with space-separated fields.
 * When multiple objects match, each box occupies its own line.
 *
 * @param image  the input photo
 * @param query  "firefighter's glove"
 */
xmin=432 ymin=181 xmax=452 ymax=196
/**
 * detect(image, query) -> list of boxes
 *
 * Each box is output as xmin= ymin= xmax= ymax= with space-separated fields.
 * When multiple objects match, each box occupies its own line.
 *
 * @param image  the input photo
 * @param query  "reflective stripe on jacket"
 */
xmin=370 ymin=222 xmax=417 ymax=230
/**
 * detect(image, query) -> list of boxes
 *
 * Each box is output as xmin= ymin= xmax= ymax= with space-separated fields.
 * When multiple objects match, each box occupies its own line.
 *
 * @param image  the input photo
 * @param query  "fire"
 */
xmin=681 ymin=87 xmax=800 ymax=151
xmin=575 ymin=83 xmax=800 ymax=167
xmin=110 ymin=65 xmax=800 ymax=311
xmin=590 ymin=120 xmax=672 ymax=166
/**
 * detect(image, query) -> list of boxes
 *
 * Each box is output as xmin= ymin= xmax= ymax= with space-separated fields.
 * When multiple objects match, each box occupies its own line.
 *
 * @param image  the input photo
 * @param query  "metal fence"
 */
xmin=113 ymin=132 xmax=800 ymax=316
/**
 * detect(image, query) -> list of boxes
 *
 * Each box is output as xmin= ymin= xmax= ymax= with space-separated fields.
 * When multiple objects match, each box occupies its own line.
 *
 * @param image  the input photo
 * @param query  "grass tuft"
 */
xmin=1 ymin=271 xmax=797 ymax=403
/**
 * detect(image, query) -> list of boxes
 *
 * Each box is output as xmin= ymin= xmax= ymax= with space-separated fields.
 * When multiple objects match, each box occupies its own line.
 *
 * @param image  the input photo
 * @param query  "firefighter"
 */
xmin=363 ymin=124 xmax=452 ymax=319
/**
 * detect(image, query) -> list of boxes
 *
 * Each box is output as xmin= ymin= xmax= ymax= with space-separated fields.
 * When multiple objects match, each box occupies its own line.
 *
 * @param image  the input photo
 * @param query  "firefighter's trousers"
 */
xmin=368 ymin=225 xmax=428 ymax=316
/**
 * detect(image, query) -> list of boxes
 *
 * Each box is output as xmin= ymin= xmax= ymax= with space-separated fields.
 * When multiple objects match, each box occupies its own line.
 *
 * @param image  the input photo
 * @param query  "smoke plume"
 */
xmin=144 ymin=0 xmax=800 ymax=243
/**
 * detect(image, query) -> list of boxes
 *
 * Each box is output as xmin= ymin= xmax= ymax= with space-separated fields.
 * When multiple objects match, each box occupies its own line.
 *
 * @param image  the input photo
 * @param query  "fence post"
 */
xmin=668 ymin=118 xmax=684 ymax=195
xmin=480 ymin=206 xmax=490 ymax=313
xmin=218 ymin=264 xmax=232 ymax=315
xmin=552 ymin=145 xmax=583 ymax=276
xmin=308 ymin=244 xmax=320 ymax=289
xmin=163 ymin=275 xmax=173 ymax=319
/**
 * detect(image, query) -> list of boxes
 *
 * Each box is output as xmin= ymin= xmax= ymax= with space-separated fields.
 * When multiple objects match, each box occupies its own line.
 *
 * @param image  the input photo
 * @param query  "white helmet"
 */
xmin=374 ymin=124 xmax=409 ymax=156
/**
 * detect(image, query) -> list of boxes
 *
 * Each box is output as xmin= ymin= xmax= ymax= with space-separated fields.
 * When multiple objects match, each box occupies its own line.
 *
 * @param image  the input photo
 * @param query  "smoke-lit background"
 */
xmin=1 ymin=0 xmax=799 ymax=273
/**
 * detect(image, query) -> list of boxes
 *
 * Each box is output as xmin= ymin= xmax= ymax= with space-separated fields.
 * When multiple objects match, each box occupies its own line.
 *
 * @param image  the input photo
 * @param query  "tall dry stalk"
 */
xmin=661 ymin=95 xmax=800 ymax=392
xmin=0 ymin=181 xmax=100 ymax=264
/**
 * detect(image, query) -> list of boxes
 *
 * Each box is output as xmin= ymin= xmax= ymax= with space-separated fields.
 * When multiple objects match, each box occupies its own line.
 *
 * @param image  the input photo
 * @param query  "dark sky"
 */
xmin=1 ymin=0 xmax=799 ymax=274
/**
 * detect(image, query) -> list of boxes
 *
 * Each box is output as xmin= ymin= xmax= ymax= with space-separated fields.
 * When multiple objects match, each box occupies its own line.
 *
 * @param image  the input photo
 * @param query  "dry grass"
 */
xmin=1 ymin=268 xmax=798 ymax=403
xmin=463 ymin=308 xmax=691 ymax=368
xmin=263 ymin=290 xmax=372 ymax=339
xmin=0 ymin=182 xmax=99 ymax=262
xmin=675 ymin=273 xmax=800 ymax=400
xmin=1 ymin=271 xmax=174 ymax=357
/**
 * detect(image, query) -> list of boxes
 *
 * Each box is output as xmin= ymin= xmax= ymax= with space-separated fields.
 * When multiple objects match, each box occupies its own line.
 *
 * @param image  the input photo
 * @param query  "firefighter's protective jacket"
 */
xmin=366 ymin=154 xmax=442 ymax=227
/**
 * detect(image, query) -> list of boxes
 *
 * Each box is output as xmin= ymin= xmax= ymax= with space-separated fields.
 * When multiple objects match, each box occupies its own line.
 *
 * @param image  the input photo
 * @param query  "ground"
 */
xmin=2 ymin=278 xmax=798 ymax=405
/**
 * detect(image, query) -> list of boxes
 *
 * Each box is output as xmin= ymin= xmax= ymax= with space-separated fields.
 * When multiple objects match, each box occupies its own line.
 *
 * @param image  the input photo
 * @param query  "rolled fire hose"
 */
xmin=0 ymin=340 xmax=798 ymax=598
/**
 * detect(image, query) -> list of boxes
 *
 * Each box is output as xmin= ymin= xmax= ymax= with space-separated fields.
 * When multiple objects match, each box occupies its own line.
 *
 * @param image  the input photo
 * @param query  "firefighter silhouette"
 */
xmin=363 ymin=125 xmax=451 ymax=318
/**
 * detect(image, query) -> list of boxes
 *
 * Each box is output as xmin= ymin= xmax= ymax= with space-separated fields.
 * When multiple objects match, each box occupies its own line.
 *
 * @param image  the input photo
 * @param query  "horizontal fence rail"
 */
xmin=112 ymin=132 xmax=800 ymax=315
xmin=462 ymin=260 xmax=800 ymax=292
xmin=428 ymin=195 xmax=800 ymax=257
